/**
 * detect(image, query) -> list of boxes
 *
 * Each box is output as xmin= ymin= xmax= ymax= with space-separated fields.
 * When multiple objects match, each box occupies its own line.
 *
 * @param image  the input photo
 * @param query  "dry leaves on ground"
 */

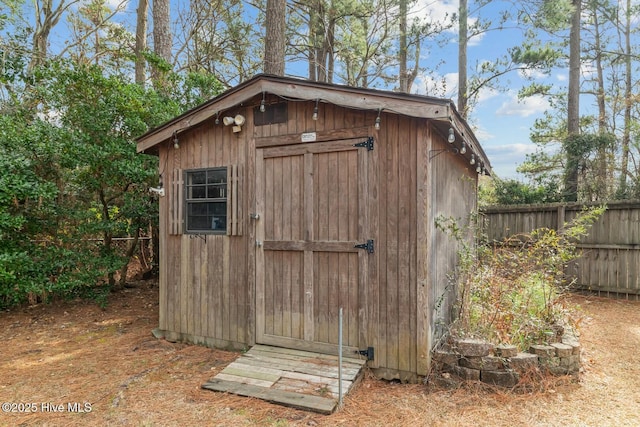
xmin=1 ymin=282 xmax=640 ymax=426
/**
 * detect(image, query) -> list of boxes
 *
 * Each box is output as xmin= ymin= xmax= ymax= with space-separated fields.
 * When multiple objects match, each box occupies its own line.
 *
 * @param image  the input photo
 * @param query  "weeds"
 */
xmin=437 ymin=205 xmax=605 ymax=351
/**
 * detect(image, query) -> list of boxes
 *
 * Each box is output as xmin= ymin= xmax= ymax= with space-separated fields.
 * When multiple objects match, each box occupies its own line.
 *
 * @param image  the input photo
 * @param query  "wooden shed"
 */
xmin=136 ymin=74 xmax=491 ymax=381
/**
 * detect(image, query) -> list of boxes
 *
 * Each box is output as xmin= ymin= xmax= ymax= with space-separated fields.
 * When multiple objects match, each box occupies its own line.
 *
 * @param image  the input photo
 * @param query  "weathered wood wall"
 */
xmin=429 ymin=135 xmax=478 ymax=352
xmin=155 ymin=93 xmax=481 ymax=379
xmin=157 ymin=106 xmax=251 ymax=350
xmin=481 ymin=201 xmax=640 ymax=298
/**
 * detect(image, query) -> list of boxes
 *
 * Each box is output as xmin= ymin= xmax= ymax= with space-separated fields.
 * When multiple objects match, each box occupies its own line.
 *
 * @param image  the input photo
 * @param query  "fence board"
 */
xmin=481 ymin=201 xmax=640 ymax=298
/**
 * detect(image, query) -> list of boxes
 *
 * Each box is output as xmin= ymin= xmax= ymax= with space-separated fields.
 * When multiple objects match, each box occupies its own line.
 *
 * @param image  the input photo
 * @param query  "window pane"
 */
xmin=207 ymin=184 xmax=226 ymax=198
xmin=207 ymin=169 xmax=226 ymax=184
xmin=189 ymin=171 xmax=206 ymax=185
xmin=190 ymin=186 xmax=206 ymax=199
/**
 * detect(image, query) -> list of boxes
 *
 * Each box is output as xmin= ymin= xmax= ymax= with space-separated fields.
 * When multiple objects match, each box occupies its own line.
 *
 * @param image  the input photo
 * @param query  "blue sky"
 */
xmin=405 ymin=0 xmax=559 ymax=180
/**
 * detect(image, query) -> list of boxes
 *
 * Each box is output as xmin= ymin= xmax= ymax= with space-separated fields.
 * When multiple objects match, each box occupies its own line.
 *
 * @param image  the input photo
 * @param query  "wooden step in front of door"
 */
xmin=202 ymin=344 xmax=367 ymax=414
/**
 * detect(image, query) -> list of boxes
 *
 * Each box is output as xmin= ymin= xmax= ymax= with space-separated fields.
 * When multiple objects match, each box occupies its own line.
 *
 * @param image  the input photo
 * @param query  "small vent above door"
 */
xmin=254 ymin=102 xmax=288 ymax=126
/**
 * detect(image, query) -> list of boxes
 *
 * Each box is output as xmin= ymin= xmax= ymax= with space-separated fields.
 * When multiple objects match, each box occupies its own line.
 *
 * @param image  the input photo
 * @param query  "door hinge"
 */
xmin=354 ymin=239 xmax=374 ymax=254
xmin=353 ymin=136 xmax=374 ymax=151
xmin=356 ymin=347 xmax=375 ymax=361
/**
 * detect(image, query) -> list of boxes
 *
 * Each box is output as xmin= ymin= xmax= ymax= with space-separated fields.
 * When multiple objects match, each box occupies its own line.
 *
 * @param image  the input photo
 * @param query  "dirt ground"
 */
xmin=1 ymin=280 xmax=640 ymax=427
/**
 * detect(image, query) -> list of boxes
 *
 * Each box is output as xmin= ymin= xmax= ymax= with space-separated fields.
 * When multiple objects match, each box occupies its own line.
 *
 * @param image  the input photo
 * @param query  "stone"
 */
xmin=495 ymin=344 xmax=518 ymax=358
xmin=551 ymin=342 xmax=573 ymax=358
xmin=432 ymin=349 xmax=460 ymax=369
xmin=561 ymin=338 xmax=581 ymax=355
xmin=459 ymin=356 xmax=505 ymax=371
xmin=452 ymin=365 xmax=480 ymax=381
xmin=507 ymin=352 xmax=539 ymax=373
xmin=452 ymin=338 xmax=494 ymax=357
xmin=481 ymin=369 xmax=520 ymax=388
xmin=559 ymin=355 xmax=581 ymax=373
xmin=538 ymin=356 xmax=562 ymax=374
xmin=529 ymin=344 xmax=556 ymax=357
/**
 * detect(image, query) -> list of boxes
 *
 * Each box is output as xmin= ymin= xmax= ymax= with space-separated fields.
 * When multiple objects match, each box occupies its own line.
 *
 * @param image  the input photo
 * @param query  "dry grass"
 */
xmin=1 ymin=281 xmax=640 ymax=426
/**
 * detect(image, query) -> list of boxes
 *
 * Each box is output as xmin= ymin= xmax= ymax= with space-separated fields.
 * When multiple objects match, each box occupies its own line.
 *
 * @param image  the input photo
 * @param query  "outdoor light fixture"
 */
xmin=312 ymin=99 xmax=319 ymax=120
xmin=375 ymin=108 xmax=381 ymax=130
xmin=460 ymin=141 xmax=467 ymax=154
xmin=260 ymin=92 xmax=266 ymax=113
xmin=470 ymin=154 xmax=476 ymax=165
xmin=476 ymin=163 xmax=482 ymax=174
xmin=448 ymin=127 xmax=455 ymax=143
xmin=215 ymin=113 xmax=220 ymax=125
xmin=172 ymin=130 xmax=179 ymax=149
xmin=223 ymin=114 xmax=246 ymax=133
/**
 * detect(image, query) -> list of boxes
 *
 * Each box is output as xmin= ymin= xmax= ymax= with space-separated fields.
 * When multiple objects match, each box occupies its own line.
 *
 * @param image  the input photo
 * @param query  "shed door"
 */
xmin=255 ymin=138 xmax=370 ymax=355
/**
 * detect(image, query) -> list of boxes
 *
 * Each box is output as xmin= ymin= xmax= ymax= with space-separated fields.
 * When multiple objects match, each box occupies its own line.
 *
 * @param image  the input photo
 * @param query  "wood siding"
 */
xmin=482 ymin=201 xmax=640 ymax=298
xmin=153 ymin=93 xmax=481 ymax=379
xmin=158 ymin=111 xmax=250 ymax=349
xmin=428 ymin=131 xmax=478 ymax=370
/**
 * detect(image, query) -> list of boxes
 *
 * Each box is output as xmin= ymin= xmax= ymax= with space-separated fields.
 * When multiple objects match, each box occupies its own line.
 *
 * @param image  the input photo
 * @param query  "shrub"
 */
xmin=437 ymin=206 xmax=605 ymax=351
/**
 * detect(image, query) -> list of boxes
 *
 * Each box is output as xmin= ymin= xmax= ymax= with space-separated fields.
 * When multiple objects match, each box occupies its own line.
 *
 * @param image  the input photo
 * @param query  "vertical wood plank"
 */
xmin=246 ymin=137 xmax=257 ymax=345
xmin=180 ymin=234 xmax=189 ymax=334
xmin=386 ymin=113 xmax=400 ymax=372
xmin=367 ymin=125 xmax=380 ymax=369
xmin=304 ymin=153 xmax=315 ymax=342
xmin=255 ymin=150 xmax=265 ymax=343
xmin=416 ymin=123 xmax=431 ymax=375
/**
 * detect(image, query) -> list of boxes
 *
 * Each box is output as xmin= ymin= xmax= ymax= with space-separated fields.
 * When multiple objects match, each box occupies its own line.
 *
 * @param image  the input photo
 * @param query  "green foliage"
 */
xmin=0 ymin=58 xmax=206 ymax=308
xmin=491 ymin=178 xmax=562 ymax=205
xmin=438 ymin=205 xmax=605 ymax=351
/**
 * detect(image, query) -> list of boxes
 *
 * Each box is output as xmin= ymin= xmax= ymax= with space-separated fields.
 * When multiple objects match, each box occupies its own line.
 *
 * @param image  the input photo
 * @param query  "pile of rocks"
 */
xmin=432 ymin=334 xmax=581 ymax=387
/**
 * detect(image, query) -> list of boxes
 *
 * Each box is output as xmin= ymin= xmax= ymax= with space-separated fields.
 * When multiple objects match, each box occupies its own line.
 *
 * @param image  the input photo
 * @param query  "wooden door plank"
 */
xmin=303 ymin=153 xmax=315 ymax=343
xmin=255 ymin=150 xmax=266 ymax=344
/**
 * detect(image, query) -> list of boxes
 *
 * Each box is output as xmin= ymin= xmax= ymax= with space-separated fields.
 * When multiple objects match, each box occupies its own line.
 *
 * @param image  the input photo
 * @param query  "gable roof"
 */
xmin=136 ymin=74 xmax=491 ymax=174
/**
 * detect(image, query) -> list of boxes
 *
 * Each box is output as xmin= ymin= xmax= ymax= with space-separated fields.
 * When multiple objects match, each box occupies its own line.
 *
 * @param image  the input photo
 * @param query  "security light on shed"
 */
xmin=222 ymin=114 xmax=246 ymax=133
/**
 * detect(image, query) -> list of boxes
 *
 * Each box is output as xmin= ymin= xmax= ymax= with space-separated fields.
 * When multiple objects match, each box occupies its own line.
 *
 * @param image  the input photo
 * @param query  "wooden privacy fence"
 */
xmin=481 ymin=200 xmax=640 ymax=299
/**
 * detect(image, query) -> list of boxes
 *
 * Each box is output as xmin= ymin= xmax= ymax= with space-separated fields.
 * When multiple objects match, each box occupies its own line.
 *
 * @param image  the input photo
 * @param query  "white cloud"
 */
xmin=483 ymin=142 xmax=539 ymax=179
xmin=556 ymin=72 xmax=567 ymax=82
xmin=581 ymin=61 xmax=597 ymax=80
xmin=411 ymin=0 xmax=458 ymax=27
xmin=496 ymin=93 xmax=549 ymax=117
xmin=470 ymin=124 xmax=494 ymax=142
xmin=518 ymin=68 xmax=549 ymax=80
xmin=412 ymin=0 xmax=485 ymax=44
xmin=414 ymin=71 xmax=458 ymax=99
xmin=477 ymin=86 xmax=500 ymax=103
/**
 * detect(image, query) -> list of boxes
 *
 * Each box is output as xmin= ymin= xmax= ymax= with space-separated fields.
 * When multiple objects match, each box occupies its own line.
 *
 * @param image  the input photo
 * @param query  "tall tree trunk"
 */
xmin=135 ymin=0 xmax=148 ymax=85
xmin=117 ymin=228 xmax=141 ymax=290
xmin=457 ymin=0 xmax=468 ymax=118
xmin=326 ymin=12 xmax=335 ymax=84
xmin=151 ymin=0 xmax=172 ymax=87
xmin=28 ymin=0 xmax=71 ymax=74
xmin=591 ymin=1 xmax=608 ymax=199
xmin=399 ymin=0 xmax=408 ymax=93
xmin=264 ymin=0 xmax=286 ymax=75
xmin=564 ymin=0 xmax=581 ymax=201
xmin=308 ymin=4 xmax=318 ymax=81
xmin=618 ymin=0 xmax=632 ymax=197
